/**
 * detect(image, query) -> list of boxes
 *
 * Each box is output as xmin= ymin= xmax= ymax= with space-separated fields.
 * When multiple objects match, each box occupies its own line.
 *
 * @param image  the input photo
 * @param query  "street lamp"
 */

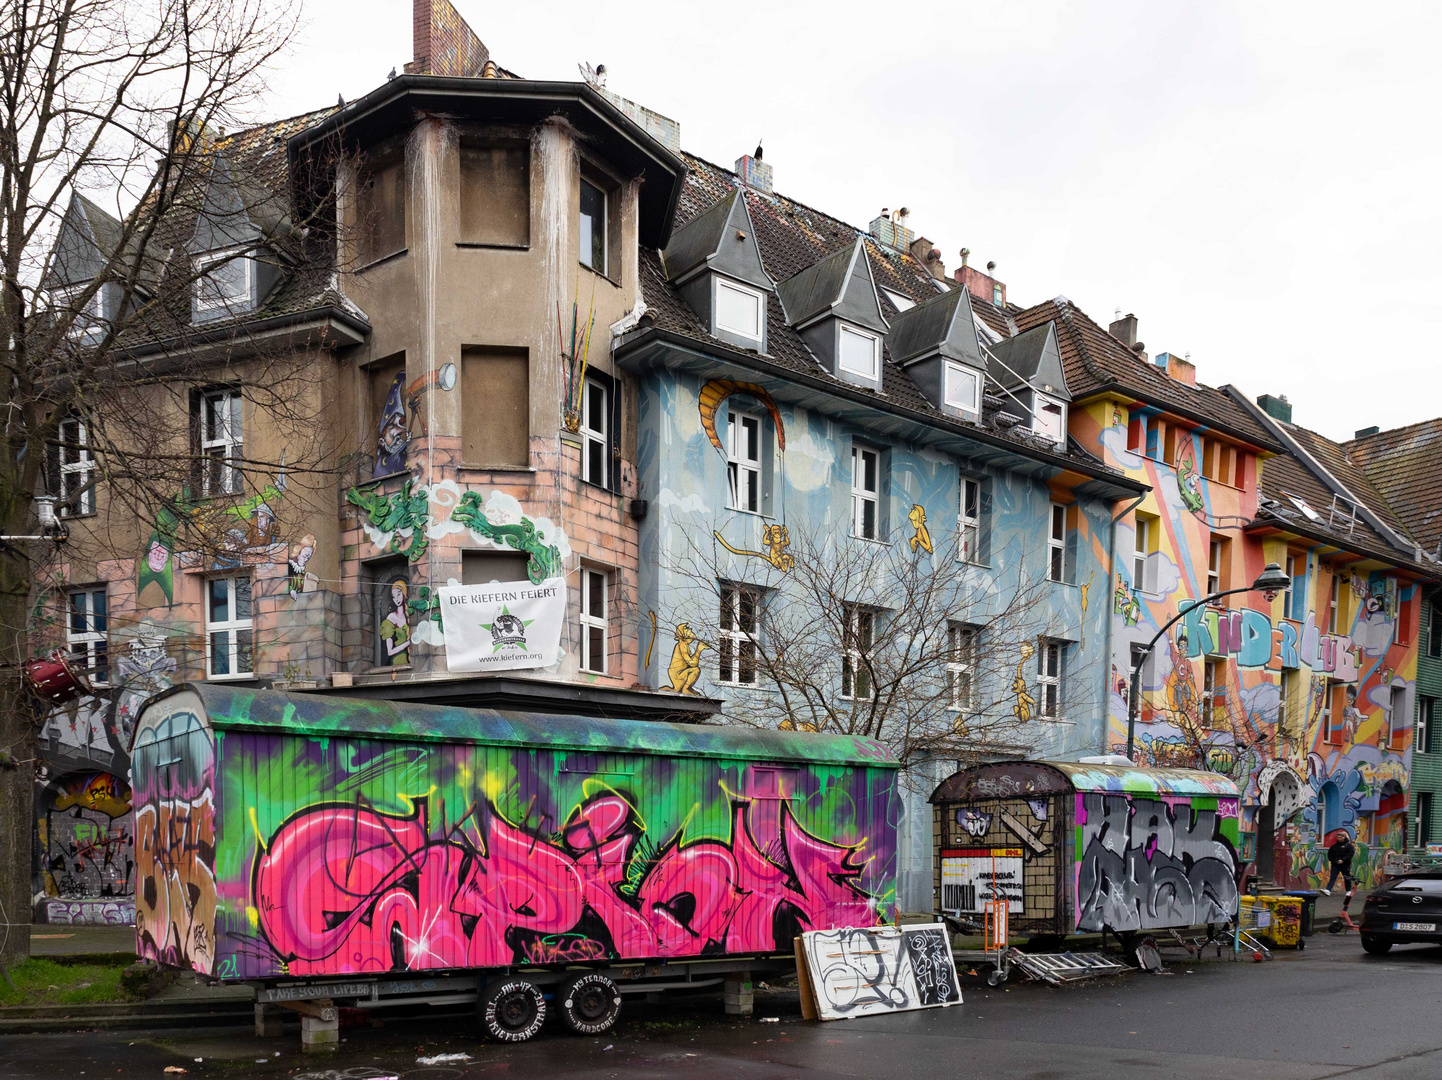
xmin=0 ymin=495 xmax=70 ymax=543
xmin=1125 ymin=561 xmax=1291 ymax=762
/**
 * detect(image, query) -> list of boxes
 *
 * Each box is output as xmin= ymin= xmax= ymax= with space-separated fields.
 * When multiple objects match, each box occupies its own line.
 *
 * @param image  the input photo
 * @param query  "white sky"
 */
xmin=264 ymin=0 xmax=1442 ymax=444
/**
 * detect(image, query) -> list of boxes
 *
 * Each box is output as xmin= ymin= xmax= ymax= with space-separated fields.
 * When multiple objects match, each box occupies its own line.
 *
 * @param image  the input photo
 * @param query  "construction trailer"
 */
xmin=930 ymin=760 xmax=1241 ymax=941
xmin=130 ymin=685 xmax=898 ymax=1046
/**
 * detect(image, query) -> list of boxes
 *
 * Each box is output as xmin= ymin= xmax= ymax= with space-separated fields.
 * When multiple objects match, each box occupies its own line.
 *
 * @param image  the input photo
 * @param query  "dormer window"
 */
xmin=944 ymin=362 xmax=981 ymax=413
xmin=52 ymin=283 xmax=108 ymax=340
xmin=580 ymin=177 xmax=608 ymax=275
xmin=839 ymin=324 xmax=880 ymax=380
xmin=1033 ymin=393 xmax=1065 ymax=445
xmin=715 ymin=278 xmax=764 ymax=343
xmin=194 ymin=249 xmax=253 ymax=318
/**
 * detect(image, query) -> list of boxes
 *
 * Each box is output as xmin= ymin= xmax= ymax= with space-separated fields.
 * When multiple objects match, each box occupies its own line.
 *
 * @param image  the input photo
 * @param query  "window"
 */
xmin=1132 ymin=517 xmax=1150 ymax=593
xmin=201 ymin=389 xmax=243 ymax=496
xmin=1036 ymin=639 xmax=1063 ymax=719
xmin=992 ymin=283 xmax=1003 ymax=306
xmin=1388 ymin=685 xmax=1407 ymax=750
xmin=1328 ymin=572 xmax=1341 ymax=635
xmin=1428 ymin=599 xmax=1441 ymax=659
xmin=841 ymin=603 xmax=875 ymax=700
xmin=1033 ymin=394 xmax=1064 ymax=443
xmin=53 ymin=283 xmax=105 ymax=339
xmin=206 ymin=574 xmax=253 ymax=679
xmin=719 ymin=582 xmax=762 ymax=687
xmin=882 ymin=289 xmax=914 ymax=312
xmin=1283 ymin=554 xmax=1300 ymax=620
xmin=944 ymin=361 xmax=980 ymax=413
xmin=581 ymin=376 xmax=610 ymax=488
xmin=947 ymin=623 xmax=978 ymax=712
xmin=1130 ymin=643 xmax=1149 ymax=694
xmin=57 ymin=416 xmax=96 ymax=516
xmin=193 ymin=250 xmax=252 ymax=315
xmin=1127 ymin=412 xmax=1148 ymax=455
xmin=459 ymin=142 xmax=529 ymax=247
xmin=727 ymin=411 xmax=761 ymax=513
xmin=959 ymin=476 xmax=981 ymax=564
xmin=1047 ymin=503 xmax=1066 ymax=582
xmin=1418 ymin=792 xmax=1435 ymax=849
xmin=357 ymin=154 xmax=406 ymax=264
xmin=461 ymin=550 xmax=529 ymax=584
xmin=851 ymin=445 xmax=879 ymax=540
xmin=1278 ymin=669 xmax=1294 ymax=736
xmin=372 ymin=563 xmax=409 ymax=668
xmin=580 ymin=568 xmax=608 ymax=674
xmin=579 ymin=177 xmax=607 ymax=275
xmin=715 ymin=278 xmax=764 ymax=342
xmin=838 ymin=324 xmax=880 ymax=380
xmin=1420 ymin=696 xmax=1436 ymax=755
xmin=67 ymin=588 xmax=108 ymax=686
xmin=462 ymin=347 xmax=529 ymax=467
xmin=1322 ymin=682 xmax=1342 ymax=745
xmin=1202 ymin=660 xmax=1225 ymax=727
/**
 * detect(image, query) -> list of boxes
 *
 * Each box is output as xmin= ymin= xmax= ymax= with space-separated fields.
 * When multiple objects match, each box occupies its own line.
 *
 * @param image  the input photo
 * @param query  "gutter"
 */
xmin=115 ymin=303 xmax=370 ymax=361
xmin=1102 ymin=489 xmax=1148 ymax=752
xmin=1245 ymin=513 xmax=1435 ymax=579
xmin=1072 ymin=381 xmax=1285 ymax=454
xmin=1224 ymin=386 xmax=1422 ymax=559
xmin=614 ymin=324 xmax=1150 ymax=498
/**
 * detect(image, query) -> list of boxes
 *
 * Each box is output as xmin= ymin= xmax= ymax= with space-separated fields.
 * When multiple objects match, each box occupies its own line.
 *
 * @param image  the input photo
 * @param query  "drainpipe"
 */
xmin=1104 ymin=491 xmax=1147 ymax=757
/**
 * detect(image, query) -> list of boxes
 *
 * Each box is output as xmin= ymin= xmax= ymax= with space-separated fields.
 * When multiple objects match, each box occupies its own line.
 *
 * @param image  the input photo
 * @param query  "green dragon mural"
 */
xmin=451 ymin=491 xmax=563 ymax=583
xmin=347 ymin=479 xmax=430 ymax=563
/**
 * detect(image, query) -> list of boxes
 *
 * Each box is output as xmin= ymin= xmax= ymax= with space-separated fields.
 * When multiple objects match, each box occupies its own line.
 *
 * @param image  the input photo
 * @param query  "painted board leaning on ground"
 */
xmin=931 ymin=761 xmax=1241 ymax=937
xmin=799 ymin=923 xmax=960 ymax=1020
xmin=130 ymin=685 xmax=899 ymax=980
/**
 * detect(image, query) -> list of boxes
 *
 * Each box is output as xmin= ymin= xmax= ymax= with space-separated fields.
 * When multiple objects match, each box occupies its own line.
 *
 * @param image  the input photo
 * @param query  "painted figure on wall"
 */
xmin=374 ymin=370 xmax=410 ymax=476
xmin=287 ymin=534 xmax=317 ymax=600
xmin=907 ymin=504 xmax=933 ymax=555
xmin=1013 ymin=642 xmax=1035 ymax=722
xmin=663 ymin=623 xmax=707 ymax=694
xmin=379 ymin=578 xmax=411 ymax=666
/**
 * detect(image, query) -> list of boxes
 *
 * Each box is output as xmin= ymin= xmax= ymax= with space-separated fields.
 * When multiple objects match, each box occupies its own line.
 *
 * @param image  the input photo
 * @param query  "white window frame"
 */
xmin=944 ymin=361 xmax=980 ymax=413
xmin=947 ymin=623 xmax=978 ymax=712
xmin=193 ymin=248 xmax=253 ymax=314
xmin=1278 ymin=668 xmax=1293 ymax=734
xmin=1419 ymin=696 xmax=1435 ymax=756
xmin=1207 ymin=537 xmax=1223 ymax=597
xmin=1387 ymin=685 xmax=1407 ymax=750
xmin=841 ymin=603 xmax=876 ymax=701
xmin=1328 ymin=572 xmax=1341 ymax=634
xmin=58 ymin=416 xmax=96 ymax=516
xmin=1418 ymin=791 xmax=1435 ymax=849
xmin=53 ymin=282 xmax=105 ymax=339
xmin=201 ymin=389 xmax=243 ymax=496
xmin=579 ymin=177 xmax=608 ymax=276
xmin=718 ymin=581 xmax=763 ymax=687
xmin=1320 ymin=681 xmax=1337 ymax=744
xmin=1033 ymin=393 xmax=1065 ymax=444
xmin=838 ymin=323 xmax=880 ymax=380
xmin=1036 ymin=638 xmax=1063 ymax=719
xmin=882 ymin=289 xmax=914 ymax=312
xmin=714 ymin=277 xmax=765 ymax=342
xmin=1133 ymin=516 xmax=1150 ymax=592
xmin=959 ymin=476 xmax=981 ymax=564
xmin=580 ymin=567 xmax=608 ymax=675
xmin=1202 ymin=659 xmax=1224 ymax=726
xmin=1047 ymin=503 xmax=1066 ymax=582
xmin=205 ymin=573 xmax=253 ymax=680
xmin=727 ymin=410 xmax=762 ymax=514
xmin=851 ymin=444 xmax=880 ymax=541
xmin=581 ymin=376 xmax=609 ymax=488
xmin=67 ymin=587 xmax=108 ymax=687
xmin=1283 ymin=554 xmax=1299 ymax=619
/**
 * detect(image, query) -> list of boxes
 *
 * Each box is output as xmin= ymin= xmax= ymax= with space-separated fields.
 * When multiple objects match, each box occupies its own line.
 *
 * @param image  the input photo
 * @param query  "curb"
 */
xmin=0 ymin=1000 xmax=254 ymax=1034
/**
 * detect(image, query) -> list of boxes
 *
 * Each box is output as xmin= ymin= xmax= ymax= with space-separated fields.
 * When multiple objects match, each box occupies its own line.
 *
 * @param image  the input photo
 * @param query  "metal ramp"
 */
xmin=1003 ymin=948 xmax=1130 ymax=985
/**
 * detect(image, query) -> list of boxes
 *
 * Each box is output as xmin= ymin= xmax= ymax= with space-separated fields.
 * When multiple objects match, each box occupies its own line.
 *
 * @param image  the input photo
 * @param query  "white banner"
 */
xmin=438 ymin=579 xmax=566 ymax=672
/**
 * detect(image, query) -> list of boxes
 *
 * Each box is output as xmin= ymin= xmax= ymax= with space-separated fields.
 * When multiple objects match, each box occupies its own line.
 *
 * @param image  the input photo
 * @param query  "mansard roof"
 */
xmin=44 ymin=192 xmax=125 ymax=290
xmin=986 ymin=320 xmax=1068 ymax=400
xmin=776 ymin=236 xmax=887 ymax=333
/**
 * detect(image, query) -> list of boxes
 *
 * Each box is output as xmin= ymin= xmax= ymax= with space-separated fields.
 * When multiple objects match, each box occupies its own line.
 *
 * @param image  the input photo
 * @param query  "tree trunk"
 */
xmin=0 ymin=556 xmax=34 ymax=967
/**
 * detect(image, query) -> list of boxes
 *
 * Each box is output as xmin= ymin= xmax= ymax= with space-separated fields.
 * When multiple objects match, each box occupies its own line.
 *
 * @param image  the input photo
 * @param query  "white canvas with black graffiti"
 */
xmin=801 ymin=924 xmax=960 ymax=1021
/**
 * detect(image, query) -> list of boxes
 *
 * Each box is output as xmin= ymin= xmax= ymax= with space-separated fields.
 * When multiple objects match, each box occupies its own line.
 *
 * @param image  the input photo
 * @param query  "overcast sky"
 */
xmin=266 ymin=0 xmax=1442 ymax=444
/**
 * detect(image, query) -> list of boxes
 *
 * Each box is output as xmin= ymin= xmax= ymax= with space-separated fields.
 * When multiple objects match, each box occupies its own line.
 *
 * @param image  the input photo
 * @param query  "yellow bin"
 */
xmin=1240 ymin=895 xmax=1303 ymax=948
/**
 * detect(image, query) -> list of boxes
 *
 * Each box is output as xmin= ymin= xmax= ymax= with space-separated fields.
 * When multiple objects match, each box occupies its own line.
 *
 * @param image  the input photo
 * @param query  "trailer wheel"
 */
xmin=557 ymin=972 xmax=622 ymax=1035
xmin=481 ymin=978 xmax=547 ymax=1042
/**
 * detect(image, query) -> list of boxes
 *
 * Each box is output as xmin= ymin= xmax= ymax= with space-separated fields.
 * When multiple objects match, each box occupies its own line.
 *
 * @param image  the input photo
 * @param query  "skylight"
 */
xmin=882 ymin=289 xmax=914 ymax=312
xmin=1283 ymin=492 xmax=1322 ymax=522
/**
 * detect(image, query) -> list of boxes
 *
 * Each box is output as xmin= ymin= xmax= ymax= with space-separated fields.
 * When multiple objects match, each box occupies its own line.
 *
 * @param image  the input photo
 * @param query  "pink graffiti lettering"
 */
xmin=254 ymin=794 xmax=876 ymax=975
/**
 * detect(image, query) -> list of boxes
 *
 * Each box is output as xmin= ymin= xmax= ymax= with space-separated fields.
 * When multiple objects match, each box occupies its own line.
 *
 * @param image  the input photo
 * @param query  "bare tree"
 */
xmin=657 ymin=517 xmax=1098 ymax=772
xmin=0 ymin=0 xmax=308 ymax=965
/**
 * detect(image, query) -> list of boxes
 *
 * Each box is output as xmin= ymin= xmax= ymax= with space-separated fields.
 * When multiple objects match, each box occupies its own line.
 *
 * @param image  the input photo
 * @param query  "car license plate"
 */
xmin=1393 ymin=921 xmax=1435 ymax=932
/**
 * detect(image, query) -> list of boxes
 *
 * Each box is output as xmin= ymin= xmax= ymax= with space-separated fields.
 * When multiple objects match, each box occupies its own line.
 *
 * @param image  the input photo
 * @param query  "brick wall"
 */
xmin=403 ymin=0 xmax=489 ymax=77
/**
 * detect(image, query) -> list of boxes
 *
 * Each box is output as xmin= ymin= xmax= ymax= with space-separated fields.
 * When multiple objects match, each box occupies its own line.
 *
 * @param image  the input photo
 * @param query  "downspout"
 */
xmin=1103 ymin=490 xmax=1147 ymax=755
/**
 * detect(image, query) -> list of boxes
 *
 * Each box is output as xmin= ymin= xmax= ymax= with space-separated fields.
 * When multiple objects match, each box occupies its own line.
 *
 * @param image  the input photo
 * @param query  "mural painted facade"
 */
xmin=1073 ymin=396 xmax=1423 ymax=890
xmin=131 ymin=687 xmax=898 ymax=980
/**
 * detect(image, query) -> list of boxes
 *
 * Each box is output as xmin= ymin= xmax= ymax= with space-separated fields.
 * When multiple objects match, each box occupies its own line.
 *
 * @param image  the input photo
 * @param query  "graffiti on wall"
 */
xmin=39 ymin=772 xmax=133 ymax=901
xmin=1074 ymin=791 xmax=1239 ymax=933
xmin=713 ymin=522 xmax=795 ymax=572
xmin=698 ymin=380 xmax=787 ymax=455
xmin=37 ymin=898 xmax=137 ymax=925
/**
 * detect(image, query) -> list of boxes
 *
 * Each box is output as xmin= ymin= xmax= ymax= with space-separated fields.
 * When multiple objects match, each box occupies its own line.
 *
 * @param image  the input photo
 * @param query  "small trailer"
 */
xmin=130 ymin=685 xmax=898 ymax=1045
xmin=930 ymin=759 xmax=1241 ymax=945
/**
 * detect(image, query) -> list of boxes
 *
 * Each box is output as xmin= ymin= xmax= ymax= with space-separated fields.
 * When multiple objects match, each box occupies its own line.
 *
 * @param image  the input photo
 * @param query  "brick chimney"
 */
xmin=735 ymin=153 xmax=773 ymax=194
xmin=1109 ymin=312 xmax=1138 ymax=347
xmin=953 ymin=253 xmax=1005 ymax=306
xmin=909 ymin=237 xmax=947 ymax=281
xmin=1156 ymin=351 xmax=1196 ymax=386
xmin=404 ymin=0 xmax=489 ymax=77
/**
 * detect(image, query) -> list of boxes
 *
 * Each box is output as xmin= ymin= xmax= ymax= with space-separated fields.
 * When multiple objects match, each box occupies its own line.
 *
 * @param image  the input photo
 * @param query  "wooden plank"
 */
xmin=793 ymin=936 xmax=818 ymax=1021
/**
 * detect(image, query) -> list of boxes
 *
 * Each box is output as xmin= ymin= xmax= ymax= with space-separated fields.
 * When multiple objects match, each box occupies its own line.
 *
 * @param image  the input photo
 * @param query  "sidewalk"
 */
xmin=28 ymin=924 xmax=136 ymax=958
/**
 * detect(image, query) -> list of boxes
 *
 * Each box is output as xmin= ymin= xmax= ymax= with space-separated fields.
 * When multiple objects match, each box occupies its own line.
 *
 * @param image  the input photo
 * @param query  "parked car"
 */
xmin=1359 ymin=873 xmax=1442 ymax=955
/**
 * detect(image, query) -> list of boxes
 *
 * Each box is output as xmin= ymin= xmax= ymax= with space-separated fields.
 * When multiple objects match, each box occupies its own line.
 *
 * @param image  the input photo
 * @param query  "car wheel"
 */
xmin=1360 ymin=935 xmax=1393 ymax=956
xmin=556 ymin=972 xmax=622 ymax=1035
xmin=481 ymin=978 xmax=547 ymax=1042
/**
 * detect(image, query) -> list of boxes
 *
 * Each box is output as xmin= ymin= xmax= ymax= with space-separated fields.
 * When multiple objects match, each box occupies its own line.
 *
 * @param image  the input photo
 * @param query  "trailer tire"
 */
xmin=481 ymin=978 xmax=547 ymax=1042
xmin=557 ymin=972 xmax=622 ymax=1035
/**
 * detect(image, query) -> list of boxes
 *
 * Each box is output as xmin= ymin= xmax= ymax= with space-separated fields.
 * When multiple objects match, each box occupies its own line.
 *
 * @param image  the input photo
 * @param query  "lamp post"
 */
xmin=1125 ymin=561 xmax=1291 ymax=763
xmin=0 ymin=495 xmax=68 ymax=542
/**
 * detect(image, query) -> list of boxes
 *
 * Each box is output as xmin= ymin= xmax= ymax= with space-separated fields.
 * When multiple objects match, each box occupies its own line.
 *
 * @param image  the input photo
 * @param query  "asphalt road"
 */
xmin=4 ymin=930 xmax=1439 ymax=1080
